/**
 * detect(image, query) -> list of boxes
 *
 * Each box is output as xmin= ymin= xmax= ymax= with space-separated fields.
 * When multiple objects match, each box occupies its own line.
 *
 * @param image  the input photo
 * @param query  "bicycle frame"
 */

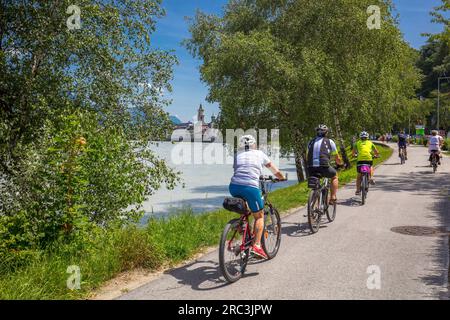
xmin=317 ymin=178 xmax=330 ymax=211
xmin=227 ymin=178 xmax=279 ymax=258
xmin=431 ymin=151 xmax=439 ymax=172
xmin=431 ymin=151 xmax=439 ymax=163
xmin=237 ymin=214 xmax=253 ymax=253
xmin=362 ymin=172 xmax=370 ymax=188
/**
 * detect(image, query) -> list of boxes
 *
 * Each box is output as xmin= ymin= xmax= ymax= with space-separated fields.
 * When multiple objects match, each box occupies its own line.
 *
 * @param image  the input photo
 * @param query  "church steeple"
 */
xmin=197 ymin=104 xmax=205 ymax=124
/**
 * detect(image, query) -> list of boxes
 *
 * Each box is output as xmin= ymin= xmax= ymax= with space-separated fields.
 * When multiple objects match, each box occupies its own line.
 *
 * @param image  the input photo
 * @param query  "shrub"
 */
xmin=443 ymin=138 xmax=450 ymax=151
xmin=0 ymin=110 xmax=179 ymax=250
xmin=112 ymin=226 xmax=164 ymax=271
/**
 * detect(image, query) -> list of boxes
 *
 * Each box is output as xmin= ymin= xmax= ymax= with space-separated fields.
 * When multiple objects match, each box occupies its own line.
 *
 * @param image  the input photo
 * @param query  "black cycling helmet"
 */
xmin=316 ymin=124 xmax=329 ymax=137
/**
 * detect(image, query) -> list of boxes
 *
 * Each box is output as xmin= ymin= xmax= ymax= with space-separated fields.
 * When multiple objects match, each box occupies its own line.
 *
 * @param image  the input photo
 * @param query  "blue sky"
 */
xmin=151 ymin=0 xmax=446 ymax=123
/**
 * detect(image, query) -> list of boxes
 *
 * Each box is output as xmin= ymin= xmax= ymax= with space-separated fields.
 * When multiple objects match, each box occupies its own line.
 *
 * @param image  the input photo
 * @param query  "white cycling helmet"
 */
xmin=239 ymin=135 xmax=257 ymax=150
xmin=360 ymin=131 xmax=370 ymax=139
xmin=316 ymin=124 xmax=329 ymax=137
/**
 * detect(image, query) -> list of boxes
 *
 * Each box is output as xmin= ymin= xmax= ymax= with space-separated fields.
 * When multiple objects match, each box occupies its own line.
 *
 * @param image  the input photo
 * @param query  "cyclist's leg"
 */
xmin=370 ymin=161 xmax=375 ymax=179
xmin=369 ymin=163 xmax=376 ymax=184
xmin=252 ymin=210 xmax=264 ymax=247
xmin=230 ymin=184 xmax=267 ymax=258
xmin=321 ymin=167 xmax=338 ymax=201
xmin=356 ymin=163 xmax=362 ymax=194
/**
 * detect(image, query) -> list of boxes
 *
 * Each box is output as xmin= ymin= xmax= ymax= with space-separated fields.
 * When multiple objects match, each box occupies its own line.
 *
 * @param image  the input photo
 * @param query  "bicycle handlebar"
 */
xmin=259 ymin=173 xmax=288 ymax=183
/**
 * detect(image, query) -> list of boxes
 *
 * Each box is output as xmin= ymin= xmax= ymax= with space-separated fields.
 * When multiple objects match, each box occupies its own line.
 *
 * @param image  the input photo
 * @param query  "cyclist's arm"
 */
xmin=352 ymin=146 xmax=357 ymax=159
xmin=330 ymin=140 xmax=343 ymax=166
xmin=372 ymin=144 xmax=380 ymax=157
xmin=334 ymin=153 xmax=343 ymax=166
xmin=265 ymin=162 xmax=285 ymax=180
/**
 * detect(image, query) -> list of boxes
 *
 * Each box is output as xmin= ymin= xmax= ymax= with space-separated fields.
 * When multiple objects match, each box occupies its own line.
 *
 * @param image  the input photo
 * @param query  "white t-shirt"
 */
xmin=429 ymin=135 xmax=443 ymax=151
xmin=231 ymin=150 xmax=271 ymax=188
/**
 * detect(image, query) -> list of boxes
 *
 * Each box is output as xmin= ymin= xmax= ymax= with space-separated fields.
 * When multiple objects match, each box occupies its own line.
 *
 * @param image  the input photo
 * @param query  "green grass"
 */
xmin=0 ymin=145 xmax=392 ymax=300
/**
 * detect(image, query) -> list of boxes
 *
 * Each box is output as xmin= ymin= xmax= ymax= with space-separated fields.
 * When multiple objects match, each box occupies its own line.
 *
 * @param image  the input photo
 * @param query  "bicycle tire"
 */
xmin=219 ymin=219 xmax=248 ymax=283
xmin=261 ymin=206 xmax=281 ymax=259
xmin=326 ymin=190 xmax=337 ymax=222
xmin=361 ymin=175 xmax=367 ymax=205
xmin=307 ymin=190 xmax=321 ymax=233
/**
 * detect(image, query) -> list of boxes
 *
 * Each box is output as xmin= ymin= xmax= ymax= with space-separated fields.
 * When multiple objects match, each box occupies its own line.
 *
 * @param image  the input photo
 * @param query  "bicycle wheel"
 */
xmin=261 ymin=206 xmax=281 ymax=259
xmin=307 ymin=190 xmax=321 ymax=233
xmin=361 ymin=175 xmax=367 ymax=205
xmin=325 ymin=188 xmax=337 ymax=222
xmin=219 ymin=219 xmax=248 ymax=283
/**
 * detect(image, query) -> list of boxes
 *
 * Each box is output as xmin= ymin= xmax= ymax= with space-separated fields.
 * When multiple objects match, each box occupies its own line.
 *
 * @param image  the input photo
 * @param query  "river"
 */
xmin=143 ymin=142 xmax=298 ymax=219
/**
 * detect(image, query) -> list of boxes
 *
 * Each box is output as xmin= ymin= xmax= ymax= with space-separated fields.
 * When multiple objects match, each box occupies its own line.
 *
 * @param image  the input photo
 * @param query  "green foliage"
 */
xmin=0 ymin=1 xmax=180 ymax=250
xmin=416 ymin=0 xmax=450 ymax=130
xmin=443 ymin=138 xmax=450 ymax=151
xmin=0 ymin=109 xmax=179 ymax=250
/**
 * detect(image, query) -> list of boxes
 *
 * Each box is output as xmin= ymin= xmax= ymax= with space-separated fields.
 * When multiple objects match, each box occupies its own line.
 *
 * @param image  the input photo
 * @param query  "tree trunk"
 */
xmin=333 ymin=108 xmax=351 ymax=168
xmin=293 ymin=129 xmax=307 ymax=182
xmin=294 ymin=149 xmax=306 ymax=182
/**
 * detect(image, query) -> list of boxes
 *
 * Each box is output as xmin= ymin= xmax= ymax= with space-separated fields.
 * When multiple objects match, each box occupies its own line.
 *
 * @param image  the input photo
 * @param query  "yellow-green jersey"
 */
xmin=354 ymin=140 xmax=378 ymax=162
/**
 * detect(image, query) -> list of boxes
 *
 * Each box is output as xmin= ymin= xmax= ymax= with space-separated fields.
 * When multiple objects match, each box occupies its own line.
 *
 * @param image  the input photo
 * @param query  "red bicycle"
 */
xmin=219 ymin=175 xmax=286 ymax=283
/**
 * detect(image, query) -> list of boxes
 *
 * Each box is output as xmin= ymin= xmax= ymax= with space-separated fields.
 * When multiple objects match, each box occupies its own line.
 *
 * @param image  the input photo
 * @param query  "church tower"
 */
xmin=197 ymin=104 xmax=205 ymax=124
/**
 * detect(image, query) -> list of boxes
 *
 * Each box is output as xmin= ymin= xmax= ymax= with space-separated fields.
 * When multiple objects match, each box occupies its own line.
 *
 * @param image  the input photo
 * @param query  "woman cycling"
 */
xmin=229 ymin=135 xmax=286 ymax=260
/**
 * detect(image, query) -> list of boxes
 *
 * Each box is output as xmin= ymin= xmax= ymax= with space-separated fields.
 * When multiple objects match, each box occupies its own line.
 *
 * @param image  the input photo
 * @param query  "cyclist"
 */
xmin=307 ymin=125 xmax=343 ymax=204
xmin=352 ymin=131 xmax=380 ymax=195
xmin=398 ymin=130 xmax=408 ymax=160
xmin=229 ymin=135 xmax=286 ymax=260
xmin=428 ymin=130 xmax=444 ymax=165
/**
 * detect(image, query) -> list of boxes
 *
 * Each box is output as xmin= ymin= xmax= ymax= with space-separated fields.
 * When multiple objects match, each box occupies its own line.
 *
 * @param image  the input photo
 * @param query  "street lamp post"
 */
xmin=437 ymin=76 xmax=450 ymax=131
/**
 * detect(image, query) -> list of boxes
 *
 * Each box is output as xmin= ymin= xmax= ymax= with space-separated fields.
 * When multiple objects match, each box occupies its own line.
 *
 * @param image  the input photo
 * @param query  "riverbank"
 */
xmin=0 ymin=145 xmax=392 ymax=300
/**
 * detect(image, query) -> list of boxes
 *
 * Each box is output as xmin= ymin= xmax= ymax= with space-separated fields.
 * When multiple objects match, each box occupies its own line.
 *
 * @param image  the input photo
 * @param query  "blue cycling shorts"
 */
xmin=229 ymin=183 xmax=264 ymax=213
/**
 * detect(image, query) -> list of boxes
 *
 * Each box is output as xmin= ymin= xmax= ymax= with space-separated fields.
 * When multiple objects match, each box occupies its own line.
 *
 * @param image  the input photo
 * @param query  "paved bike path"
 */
xmin=120 ymin=144 xmax=450 ymax=300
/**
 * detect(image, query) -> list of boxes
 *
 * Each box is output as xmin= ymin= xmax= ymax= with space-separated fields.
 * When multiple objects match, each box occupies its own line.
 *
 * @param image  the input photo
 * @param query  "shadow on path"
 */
xmin=163 ymin=255 xmax=269 ymax=292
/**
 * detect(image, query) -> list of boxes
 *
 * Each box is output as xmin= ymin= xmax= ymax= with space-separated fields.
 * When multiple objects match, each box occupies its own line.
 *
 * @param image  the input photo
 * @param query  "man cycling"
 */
xmin=428 ymin=130 xmax=444 ymax=165
xmin=229 ymin=135 xmax=286 ymax=260
xmin=398 ymin=130 xmax=408 ymax=160
xmin=352 ymin=131 xmax=380 ymax=195
xmin=307 ymin=125 xmax=343 ymax=204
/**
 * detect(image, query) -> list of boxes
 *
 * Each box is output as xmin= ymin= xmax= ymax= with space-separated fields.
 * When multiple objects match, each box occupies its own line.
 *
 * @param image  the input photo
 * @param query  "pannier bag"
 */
xmin=308 ymin=176 xmax=321 ymax=189
xmin=223 ymin=197 xmax=248 ymax=215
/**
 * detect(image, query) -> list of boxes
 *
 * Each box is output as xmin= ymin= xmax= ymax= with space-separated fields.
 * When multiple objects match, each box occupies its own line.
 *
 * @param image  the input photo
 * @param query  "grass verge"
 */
xmin=0 ymin=145 xmax=392 ymax=300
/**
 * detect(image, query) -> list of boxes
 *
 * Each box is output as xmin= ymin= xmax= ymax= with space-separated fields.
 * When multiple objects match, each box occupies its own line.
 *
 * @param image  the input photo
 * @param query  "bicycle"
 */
xmin=358 ymin=164 xmax=372 ymax=206
xmin=307 ymin=171 xmax=337 ymax=234
xmin=219 ymin=175 xmax=287 ymax=283
xmin=430 ymin=151 xmax=439 ymax=173
xmin=399 ymin=147 xmax=406 ymax=165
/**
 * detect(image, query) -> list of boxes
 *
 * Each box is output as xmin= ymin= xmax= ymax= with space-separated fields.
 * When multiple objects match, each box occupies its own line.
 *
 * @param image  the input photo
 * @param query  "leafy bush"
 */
xmin=0 ymin=110 xmax=179 ymax=250
xmin=443 ymin=138 xmax=450 ymax=151
xmin=391 ymin=135 xmax=399 ymax=143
